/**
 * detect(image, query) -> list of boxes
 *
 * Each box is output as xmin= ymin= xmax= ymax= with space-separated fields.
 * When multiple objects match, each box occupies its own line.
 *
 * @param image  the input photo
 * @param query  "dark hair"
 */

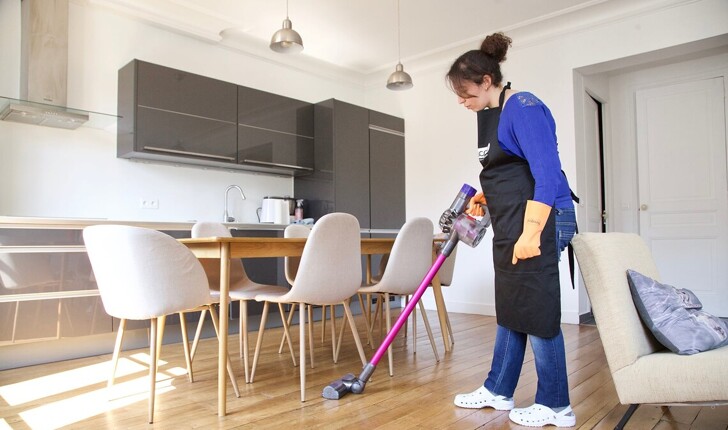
xmin=446 ymin=32 xmax=512 ymax=96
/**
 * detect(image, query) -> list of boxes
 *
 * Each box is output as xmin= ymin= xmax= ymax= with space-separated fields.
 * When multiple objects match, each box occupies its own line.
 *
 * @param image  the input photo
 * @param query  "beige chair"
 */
xmin=83 ymin=225 xmax=239 ymax=423
xmin=277 ymin=224 xmax=339 ymax=359
xmin=572 ymin=233 xmax=728 ymax=429
xmin=358 ymin=217 xmax=440 ymax=377
xmin=190 ymin=222 xmax=293 ymax=384
xmin=252 ymin=213 xmax=368 ymax=401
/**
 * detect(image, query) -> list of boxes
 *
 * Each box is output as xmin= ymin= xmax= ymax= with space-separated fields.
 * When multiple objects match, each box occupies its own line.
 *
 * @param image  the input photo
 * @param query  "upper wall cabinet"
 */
xmin=117 ymin=59 xmax=314 ymax=176
xmin=294 ymin=99 xmax=405 ymax=230
xmin=237 ymin=86 xmax=314 ymax=175
xmin=118 ymin=60 xmax=238 ymax=165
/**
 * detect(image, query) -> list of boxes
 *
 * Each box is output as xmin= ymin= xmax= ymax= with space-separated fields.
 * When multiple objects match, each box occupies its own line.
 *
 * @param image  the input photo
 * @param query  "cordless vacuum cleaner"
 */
xmin=322 ymin=183 xmax=491 ymax=400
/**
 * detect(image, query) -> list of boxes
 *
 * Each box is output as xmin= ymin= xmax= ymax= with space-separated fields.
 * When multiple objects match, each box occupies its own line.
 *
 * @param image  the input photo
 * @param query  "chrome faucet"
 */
xmin=223 ymin=185 xmax=246 ymax=223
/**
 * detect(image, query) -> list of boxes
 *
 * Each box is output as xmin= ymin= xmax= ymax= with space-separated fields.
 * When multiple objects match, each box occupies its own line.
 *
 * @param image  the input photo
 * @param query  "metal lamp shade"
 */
xmin=270 ymin=18 xmax=303 ymax=53
xmin=386 ymin=63 xmax=413 ymax=90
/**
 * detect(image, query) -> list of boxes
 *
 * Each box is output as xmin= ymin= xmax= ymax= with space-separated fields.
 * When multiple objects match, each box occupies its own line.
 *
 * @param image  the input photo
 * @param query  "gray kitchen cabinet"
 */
xmin=294 ymin=99 xmax=405 ymax=230
xmin=237 ymin=86 xmax=314 ymax=175
xmin=117 ymin=60 xmax=238 ymax=164
xmin=369 ymin=112 xmax=406 ymax=230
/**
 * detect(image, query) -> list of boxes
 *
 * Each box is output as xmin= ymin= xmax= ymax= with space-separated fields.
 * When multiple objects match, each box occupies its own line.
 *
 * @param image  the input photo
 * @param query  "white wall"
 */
xmin=366 ymin=0 xmax=728 ymax=323
xmin=2 ymin=0 xmax=727 ymax=323
xmin=0 ymin=0 xmax=369 ymax=223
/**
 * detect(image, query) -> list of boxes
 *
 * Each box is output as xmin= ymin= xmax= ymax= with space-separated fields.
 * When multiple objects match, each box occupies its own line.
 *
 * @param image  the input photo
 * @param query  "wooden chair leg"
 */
xmin=277 ymin=303 xmax=297 ymax=367
xmin=418 ymin=300 xmax=440 ymax=362
xmin=190 ymin=309 xmax=207 ymax=360
xmin=367 ymin=294 xmax=382 ymax=348
xmin=299 ymin=303 xmax=307 ymax=402
xmin=334 ymin=307 xmax=347 ymax=362
xmin=385 ymin=293 xmax=394 ymax=377
xmin=342 ymin=300 xmax=367 ymax=367
xmin=155 ymin=315 xmax=166 ymax=364
xmin=412 ymin=298 xmax=417 ymax=352
xmin=307 ymin=304 xmax=315 ymax=369
xmin=278 ymin=304 xmax=296 ymax=354
xmin=207 ymin=305 xmax=241 ymax=397
xmin=240 ymin=300 xmax=250 ymax=383
xmin=403 ymin=295 xmax=409 ymax=339
xmin=321 ymin=305 xmax=327 ymax=344
xmin=148 ymin=317 xmax=158 ymax=424
xmin=250 ymin=301 xmax=270 ymax=383
xmin=108 ymin=318 xmax=126 ymax=387
xmin=178 ymin=312 xmax=194 ymax=383
xmin=357 ymin=293 xmax=372 ymax=345
xmin=330 ymin=304 xmax=338 ymax=362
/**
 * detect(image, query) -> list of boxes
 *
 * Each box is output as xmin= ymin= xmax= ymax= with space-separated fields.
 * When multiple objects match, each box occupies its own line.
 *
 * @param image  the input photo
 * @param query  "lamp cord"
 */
xmin=396 ymin=0 xmax=401 ymax=62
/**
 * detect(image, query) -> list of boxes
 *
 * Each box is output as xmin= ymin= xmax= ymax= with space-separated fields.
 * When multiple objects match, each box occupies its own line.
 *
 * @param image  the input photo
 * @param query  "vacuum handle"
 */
xmin=439 ymin=183 xmax=477 ymax=232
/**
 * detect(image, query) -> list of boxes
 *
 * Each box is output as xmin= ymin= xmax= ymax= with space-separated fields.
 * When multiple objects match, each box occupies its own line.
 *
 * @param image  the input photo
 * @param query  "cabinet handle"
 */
xmin=368 ymin=124 xmax=405 ymax=137
xmin=143 ymin=146 xmax=236 ymax=161
xmin=242 ymin=159 xmax=313 ymax=171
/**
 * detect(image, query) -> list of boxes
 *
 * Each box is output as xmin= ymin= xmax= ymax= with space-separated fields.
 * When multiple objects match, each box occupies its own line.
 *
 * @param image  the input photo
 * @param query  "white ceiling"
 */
xmin=91 ymin=0 xmax=602 ymax=75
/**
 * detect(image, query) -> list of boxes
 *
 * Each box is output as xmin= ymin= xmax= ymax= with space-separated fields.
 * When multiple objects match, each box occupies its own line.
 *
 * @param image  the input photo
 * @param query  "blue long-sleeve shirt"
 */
xmin=497 ymin=92 xmax=573 ymax=209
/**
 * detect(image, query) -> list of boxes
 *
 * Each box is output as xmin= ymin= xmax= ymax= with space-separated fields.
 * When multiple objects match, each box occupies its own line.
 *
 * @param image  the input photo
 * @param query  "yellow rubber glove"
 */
xmin=512 ymin=200 xmax=552 ymax=264
xmin=466 ymin=192 xmax=487 ymax=217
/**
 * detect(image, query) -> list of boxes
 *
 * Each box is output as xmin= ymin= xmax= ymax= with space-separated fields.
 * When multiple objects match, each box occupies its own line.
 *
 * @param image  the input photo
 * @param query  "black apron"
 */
xmin=477 ymin=84 xmax=561 ymax=339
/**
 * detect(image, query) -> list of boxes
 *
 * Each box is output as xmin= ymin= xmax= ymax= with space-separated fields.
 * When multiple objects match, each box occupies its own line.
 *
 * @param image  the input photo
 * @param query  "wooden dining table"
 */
xmin=179 ymin=236 xmax=451 ymax=417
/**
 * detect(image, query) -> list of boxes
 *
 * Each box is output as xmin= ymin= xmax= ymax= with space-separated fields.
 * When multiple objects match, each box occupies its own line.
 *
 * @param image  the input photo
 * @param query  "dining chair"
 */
xmin=83 ymin=225 xmax=239 ymax=423
xmin=278 ymin=224 xmax=339 ymax=360
xmin=190 ymin=222 xmax=293 ymax=384
xmin=357 ymin=217 xmax=440 ymax=376
xmin=252 ymin=213 xmax=368 ymax=401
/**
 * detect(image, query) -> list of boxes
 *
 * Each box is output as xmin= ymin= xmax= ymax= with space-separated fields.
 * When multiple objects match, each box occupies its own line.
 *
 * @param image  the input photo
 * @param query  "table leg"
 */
xmin=431 ymin=275 xmax=451 ymax=352
xmin=218 ymin=244 xmax=230 ymax=416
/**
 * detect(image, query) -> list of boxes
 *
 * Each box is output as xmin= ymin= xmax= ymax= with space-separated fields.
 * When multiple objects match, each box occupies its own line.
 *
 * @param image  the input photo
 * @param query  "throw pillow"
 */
xmin=626 ymin=269 xmax=728 ymax=355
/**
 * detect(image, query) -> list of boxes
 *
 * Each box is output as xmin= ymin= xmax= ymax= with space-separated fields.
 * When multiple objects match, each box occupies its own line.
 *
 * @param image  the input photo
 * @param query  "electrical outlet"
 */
xmin=140 ymin=198 xmax=159 ymax=209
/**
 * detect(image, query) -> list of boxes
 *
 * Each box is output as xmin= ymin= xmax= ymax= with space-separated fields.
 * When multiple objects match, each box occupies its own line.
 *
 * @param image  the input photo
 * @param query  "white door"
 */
xmin=636 ymin=77 xmax=728 ymax=317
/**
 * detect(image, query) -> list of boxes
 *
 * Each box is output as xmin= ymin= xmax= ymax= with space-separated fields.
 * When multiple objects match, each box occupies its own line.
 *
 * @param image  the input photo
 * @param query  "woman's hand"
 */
xmin=466 ymin=192 xmax=487 ymax=217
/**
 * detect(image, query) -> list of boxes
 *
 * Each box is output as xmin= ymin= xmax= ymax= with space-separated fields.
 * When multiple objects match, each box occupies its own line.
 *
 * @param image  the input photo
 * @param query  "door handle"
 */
xmin=640 ymin=204 xmax=648 ymax=211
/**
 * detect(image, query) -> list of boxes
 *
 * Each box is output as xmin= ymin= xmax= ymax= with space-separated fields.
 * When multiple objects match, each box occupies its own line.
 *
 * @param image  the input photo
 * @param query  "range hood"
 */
xmin=0 ymin=0 xmax=110 ymax=130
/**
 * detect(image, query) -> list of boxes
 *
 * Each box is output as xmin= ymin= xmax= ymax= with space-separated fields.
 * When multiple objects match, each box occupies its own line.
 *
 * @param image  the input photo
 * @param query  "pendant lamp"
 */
xmin=270 ymin=0 xmax=303 ymax=53
xmin=386 ymin=0 xmax=413 ymax=90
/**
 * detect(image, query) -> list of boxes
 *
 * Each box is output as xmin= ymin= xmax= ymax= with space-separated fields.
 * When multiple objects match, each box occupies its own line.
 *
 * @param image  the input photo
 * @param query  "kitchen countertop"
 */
xmin=0 ymin=216 xmax=287 ymax=231
xmin=0 ymin=216 xmax=401 ymax=234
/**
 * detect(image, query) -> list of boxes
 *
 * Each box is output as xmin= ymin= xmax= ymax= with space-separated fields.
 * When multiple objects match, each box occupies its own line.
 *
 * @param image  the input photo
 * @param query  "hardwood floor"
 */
xmin=0 ymin=311 xmax=725 ymax=429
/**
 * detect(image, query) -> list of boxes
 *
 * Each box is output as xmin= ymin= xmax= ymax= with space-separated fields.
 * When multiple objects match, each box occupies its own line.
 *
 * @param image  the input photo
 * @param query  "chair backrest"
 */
xmin=571 ymin=232 xmax=664 ymax=373
xmin=83 ymin=225 xmax=211 ymax=320
xmin=191 ymin=222 xmax=249 ymax=289
xmin=283 ymin=224 xmax=312 ymax=285
xmin=437 ymin=242 xmax=458 ymax=286
xmin=376 ymin=217 xmax=434 ymax=295
xmin=285 ymin=213 xmax=361 ymax=304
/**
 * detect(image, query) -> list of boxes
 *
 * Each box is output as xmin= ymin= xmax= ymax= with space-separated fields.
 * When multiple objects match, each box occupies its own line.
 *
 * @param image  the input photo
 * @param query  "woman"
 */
xmin=447 ymin=32 xmax=577 ymax=428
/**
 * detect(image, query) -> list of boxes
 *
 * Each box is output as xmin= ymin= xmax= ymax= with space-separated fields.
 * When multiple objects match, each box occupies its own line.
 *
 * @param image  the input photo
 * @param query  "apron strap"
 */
xmin=559 ymin=169 xmax=580 ymax=289
xmin=498 ymin=82 xmax=512 ymax=107
xmin=568 ymin=222 xmax=578 ymax=289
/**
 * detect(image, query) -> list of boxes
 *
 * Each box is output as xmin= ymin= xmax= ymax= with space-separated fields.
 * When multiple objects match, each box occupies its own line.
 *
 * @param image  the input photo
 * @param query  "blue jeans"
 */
xmin=555 ymin=207 xmax=576 ymax=261
xmin=484 ymin=325 xmax=570 ymax=408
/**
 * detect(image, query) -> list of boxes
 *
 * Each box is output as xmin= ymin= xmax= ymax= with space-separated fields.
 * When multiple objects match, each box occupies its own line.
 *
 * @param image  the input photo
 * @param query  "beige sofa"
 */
xmin=571 ymin=233 xmax=728 ymax=428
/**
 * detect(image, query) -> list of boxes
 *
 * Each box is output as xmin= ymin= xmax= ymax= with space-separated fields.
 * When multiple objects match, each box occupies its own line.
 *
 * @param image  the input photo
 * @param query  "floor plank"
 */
xmin=0 ymin=311 xmax=726 ymax=429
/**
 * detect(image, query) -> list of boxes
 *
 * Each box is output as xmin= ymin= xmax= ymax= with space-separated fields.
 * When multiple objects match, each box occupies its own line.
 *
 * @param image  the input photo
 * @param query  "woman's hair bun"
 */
xmin=480 ymin=32 xmax=512 ymax=63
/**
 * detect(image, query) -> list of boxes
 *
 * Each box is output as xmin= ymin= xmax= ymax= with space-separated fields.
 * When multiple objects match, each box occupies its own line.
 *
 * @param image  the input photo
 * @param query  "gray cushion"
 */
xmin=626 ymin=269 xmax=728 ymax=355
